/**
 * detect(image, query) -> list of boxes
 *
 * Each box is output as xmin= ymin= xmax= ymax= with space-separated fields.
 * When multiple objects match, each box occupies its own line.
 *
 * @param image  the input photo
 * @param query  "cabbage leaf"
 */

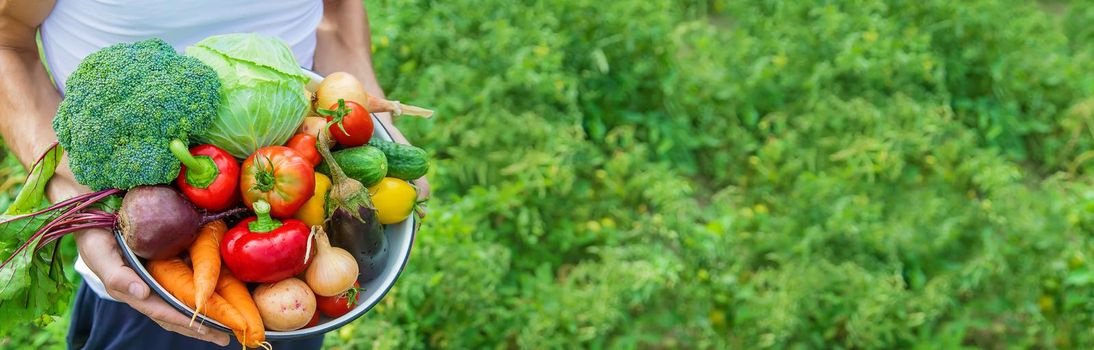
xmin=186 ymin=33 xmax=310 ymax=158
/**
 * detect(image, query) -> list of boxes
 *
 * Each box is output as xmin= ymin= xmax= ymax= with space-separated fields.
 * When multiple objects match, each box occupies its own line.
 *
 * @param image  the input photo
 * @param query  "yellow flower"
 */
xmin=863 ymin=30 xmax=879 ymax=43
xmin=773 ymin=55 xmax=788 ymax=67
xmin=709 ymin=310 xmax=726 ymax=327
xmin=586 ymin=220 xmax=602 ymax=232
xmin=601 ymin=217 xmax=616 ymax=229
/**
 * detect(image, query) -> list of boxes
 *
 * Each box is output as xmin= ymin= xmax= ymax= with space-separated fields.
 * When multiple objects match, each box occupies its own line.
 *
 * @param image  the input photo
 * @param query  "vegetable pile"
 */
xmin=0 ymin=33 xmax=433 ymax=344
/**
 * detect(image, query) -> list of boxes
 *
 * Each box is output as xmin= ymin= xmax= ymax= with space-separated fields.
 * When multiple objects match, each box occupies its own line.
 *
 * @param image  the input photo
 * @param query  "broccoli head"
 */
xmin=53 ymin=38 xmax=221 ymax=190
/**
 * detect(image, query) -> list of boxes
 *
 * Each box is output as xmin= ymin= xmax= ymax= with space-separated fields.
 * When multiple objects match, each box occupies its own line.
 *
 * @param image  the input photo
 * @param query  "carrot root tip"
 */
xmin=189 ymin=310 xmax=198 ymax=328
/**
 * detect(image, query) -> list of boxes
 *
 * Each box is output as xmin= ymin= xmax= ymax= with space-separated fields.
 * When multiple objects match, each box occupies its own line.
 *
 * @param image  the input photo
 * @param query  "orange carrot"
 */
xmin=147 ymin=258 xmax=247 ymax=332
xmin=217 ymin=270 xmax=267 ymax=349
xmin=189 ymin=220 xmax=227 ymax=318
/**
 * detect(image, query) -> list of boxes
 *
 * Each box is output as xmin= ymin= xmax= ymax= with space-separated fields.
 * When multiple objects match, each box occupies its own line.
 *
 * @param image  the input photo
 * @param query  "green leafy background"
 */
xmin=8 ymin=0 xmax=1094 ymax=348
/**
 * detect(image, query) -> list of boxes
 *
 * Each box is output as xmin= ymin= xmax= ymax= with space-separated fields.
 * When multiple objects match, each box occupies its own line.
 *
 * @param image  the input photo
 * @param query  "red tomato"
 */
xmin=316 ymin=281 xmax=361 ymax=318
xmin=285 ymin=133 xmax=321 ymax=166
xmin=306 ymin=310 xmax=320 ymax=328
xmin=240 ymin=146 xmax=315 ymax=218
xmin=320 ymin=99 xmax=373 ymax=147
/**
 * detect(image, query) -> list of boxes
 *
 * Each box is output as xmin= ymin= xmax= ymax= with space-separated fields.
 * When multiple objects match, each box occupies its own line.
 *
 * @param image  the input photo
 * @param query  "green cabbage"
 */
xmin=186 ymin=33 xmax=310 ymax=158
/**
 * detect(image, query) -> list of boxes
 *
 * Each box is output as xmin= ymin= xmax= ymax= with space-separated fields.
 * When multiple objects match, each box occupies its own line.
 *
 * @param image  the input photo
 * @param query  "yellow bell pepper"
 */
xmin=368 ymin=177 xmax=418 ymax=225
xmin=294 ymin=172 xmax=331 ymax=227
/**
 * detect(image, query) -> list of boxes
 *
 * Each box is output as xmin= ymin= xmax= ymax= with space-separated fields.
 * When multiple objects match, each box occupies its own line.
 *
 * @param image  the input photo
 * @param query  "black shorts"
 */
xmin=67 ymin=282 xmax=324 ymax=350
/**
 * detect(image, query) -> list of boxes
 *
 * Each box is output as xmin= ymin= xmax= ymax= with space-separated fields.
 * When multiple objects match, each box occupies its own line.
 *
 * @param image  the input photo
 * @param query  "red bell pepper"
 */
xmin=221 ymin=200 xmax=313 ymax=283
xmin=169 ymin=139 xmax=240 ymax=211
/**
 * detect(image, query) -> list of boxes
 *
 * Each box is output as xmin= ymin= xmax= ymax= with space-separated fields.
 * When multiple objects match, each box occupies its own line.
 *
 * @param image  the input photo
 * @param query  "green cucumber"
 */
xmin=368 ymin=139 xmax=430 ymax=180
xmin=319 ymin=146 xmax=388 ymax=187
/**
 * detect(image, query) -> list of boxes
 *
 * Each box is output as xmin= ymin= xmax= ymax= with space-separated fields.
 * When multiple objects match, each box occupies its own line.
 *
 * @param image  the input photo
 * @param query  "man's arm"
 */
xmin=315 ymin=0 xmax=431 ymax=200
xmin=0 ymin=2 xmax=228 ymax=345
xmin=0 ymin=0 xmax=62 ymax=169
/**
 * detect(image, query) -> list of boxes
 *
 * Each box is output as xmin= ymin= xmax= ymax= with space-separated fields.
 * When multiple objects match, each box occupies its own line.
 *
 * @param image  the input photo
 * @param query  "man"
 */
xmin=0 ymin=0 xmax=428 ymax=348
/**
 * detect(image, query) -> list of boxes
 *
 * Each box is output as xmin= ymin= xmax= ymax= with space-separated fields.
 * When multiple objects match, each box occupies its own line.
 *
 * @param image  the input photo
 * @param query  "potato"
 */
xmin=253 ymin=278 xmax=317 ymax=331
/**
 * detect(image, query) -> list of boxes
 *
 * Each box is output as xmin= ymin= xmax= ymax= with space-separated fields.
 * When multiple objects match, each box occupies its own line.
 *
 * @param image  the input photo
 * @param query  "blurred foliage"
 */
xmin=9 ymin=0 xmax=1094 ymax=348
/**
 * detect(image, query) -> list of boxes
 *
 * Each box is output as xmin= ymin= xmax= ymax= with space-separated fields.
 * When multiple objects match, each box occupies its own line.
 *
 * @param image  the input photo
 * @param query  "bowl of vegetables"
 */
xmin=115 ymin=78 xmax=419 ymax=341
xmin=118 ymin=69 xmax=429 ymax=343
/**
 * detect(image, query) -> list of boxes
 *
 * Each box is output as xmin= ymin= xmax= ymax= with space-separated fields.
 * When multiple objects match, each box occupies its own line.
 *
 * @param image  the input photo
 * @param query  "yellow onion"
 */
xmin=304 ymin=226 xmax=360 ymax=296
xmin=297 ymin=116 xmax=327 ymax=138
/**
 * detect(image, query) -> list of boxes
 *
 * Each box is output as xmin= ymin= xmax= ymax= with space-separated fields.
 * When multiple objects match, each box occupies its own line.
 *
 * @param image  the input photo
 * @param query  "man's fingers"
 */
xmin=75 ymin=229 xmax=230 ymax=346
xmin=413 ymin=177 xmax=430 ymax=220
xmin=117 ymin=282 xmax=232 ymax=346
xmin=78 ymin=231 xmax=154 ymax=306
xmin=102 ymin=264 xmax=148 ymax=300
xmin=412 ymin=177 xmax=430 ymax=201
xmin=153 ymin=319 xmax=230 ymax=347
xmin=140 ymin=298 xmax=230 ymax=346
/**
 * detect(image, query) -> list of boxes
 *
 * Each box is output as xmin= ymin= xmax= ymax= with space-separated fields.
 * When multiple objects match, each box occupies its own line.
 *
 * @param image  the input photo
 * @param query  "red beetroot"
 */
xmin=118 ymin=186 xmax=202 ymax=260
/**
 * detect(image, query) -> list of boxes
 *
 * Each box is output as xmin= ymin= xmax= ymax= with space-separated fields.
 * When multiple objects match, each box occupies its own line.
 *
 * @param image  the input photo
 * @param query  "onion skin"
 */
xmin=297 ymin=116 xmax=328 ymax=138
xmin=329 ymin=207 xmax=388 ymax=282
xmin=119 ymin=186 xmax=202 ymax=260
xmin=305 ymin=227 xmax=360 ymax=296
xmin=315 ymin=72 xmax=368 ymax=114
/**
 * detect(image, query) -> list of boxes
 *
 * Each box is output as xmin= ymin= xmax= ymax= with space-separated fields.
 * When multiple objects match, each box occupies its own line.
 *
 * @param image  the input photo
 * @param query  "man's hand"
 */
xmin=48 ymin=175 xmax=231 ymax=346
xmin=76 ymin=228 xmax=231 ymax=346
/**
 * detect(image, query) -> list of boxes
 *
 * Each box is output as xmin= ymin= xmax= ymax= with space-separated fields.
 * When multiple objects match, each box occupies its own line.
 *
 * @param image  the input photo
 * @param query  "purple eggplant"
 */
xmin=329 ymin=206 xmax=388 ymax=282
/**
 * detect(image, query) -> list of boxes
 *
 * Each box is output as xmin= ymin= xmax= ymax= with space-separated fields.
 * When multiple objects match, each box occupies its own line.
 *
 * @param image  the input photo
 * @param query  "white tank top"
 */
xmin=41 ymin=0 xmax=324 ymax=300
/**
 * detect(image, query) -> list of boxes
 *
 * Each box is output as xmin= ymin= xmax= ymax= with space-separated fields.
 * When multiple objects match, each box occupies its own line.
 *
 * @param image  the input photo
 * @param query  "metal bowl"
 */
xmin=115 ymin=69 xmax=417 ymax=339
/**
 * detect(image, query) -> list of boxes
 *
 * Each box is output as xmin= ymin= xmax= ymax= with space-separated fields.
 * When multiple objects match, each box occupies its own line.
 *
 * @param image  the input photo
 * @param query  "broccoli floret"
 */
xmin=53 ymin=38 xmax=221 ymax=190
